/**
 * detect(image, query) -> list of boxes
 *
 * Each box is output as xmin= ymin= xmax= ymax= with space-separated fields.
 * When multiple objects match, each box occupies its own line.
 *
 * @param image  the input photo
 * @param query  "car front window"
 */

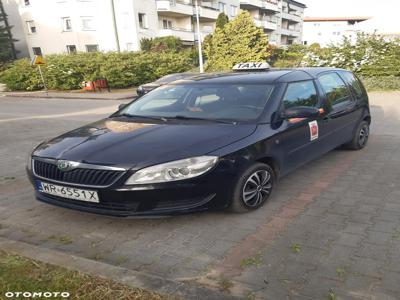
xmin=119 ymin=83 xmax=274 ymax=122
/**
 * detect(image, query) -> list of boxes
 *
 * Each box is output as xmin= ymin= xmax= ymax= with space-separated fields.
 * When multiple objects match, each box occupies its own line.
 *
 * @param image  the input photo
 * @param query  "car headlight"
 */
xmin=125 ymin=156 xmax=219 ymax=185
xmin=27 ymin=153 xmax=33 ymax=171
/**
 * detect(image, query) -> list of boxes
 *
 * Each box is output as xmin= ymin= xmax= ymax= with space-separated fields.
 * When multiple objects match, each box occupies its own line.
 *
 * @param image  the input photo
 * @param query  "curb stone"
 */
xmin=0 ymin=237 xmax=234 ymax=300
xmin=3 ymin=93 xmax=135 ymax=101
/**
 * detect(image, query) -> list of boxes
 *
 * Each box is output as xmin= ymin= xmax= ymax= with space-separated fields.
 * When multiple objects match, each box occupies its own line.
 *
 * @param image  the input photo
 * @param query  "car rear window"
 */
xmin=340 ymin=71 xmax=365 ymax=99
xmin=319 ymin=72 xmax=352 ymax=107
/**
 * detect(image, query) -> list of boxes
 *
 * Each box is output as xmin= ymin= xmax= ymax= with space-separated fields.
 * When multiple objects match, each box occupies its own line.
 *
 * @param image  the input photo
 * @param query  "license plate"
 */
xmin=36 ymin=181 xmax=99 ymax=203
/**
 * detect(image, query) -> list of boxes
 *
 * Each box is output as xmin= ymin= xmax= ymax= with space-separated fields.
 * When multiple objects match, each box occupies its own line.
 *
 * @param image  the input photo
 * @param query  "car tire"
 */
xmin=229 ymin=163 xmax=275 ymax=213
xmin=344 ymin=120 xmax=370 ymax=150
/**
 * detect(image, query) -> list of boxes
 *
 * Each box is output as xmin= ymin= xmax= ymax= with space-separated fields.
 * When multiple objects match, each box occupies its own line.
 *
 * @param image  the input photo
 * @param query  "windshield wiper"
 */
xmin=117 ymin=113 xmax=168 ymax=122
xmin=167 ymin=115 xmax=237 ymax=125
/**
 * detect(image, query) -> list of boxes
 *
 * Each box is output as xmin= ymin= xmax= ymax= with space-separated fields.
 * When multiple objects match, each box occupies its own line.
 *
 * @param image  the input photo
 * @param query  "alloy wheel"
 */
xmin=359 ymin=124 xmax=369 ymax=146
xmin=242 ymin=170 xmax=272 ymax=207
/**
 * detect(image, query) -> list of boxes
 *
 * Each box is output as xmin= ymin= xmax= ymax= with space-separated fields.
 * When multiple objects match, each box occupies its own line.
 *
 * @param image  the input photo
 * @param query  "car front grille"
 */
xmin=33 ymin=159 xmax=125 ymax=187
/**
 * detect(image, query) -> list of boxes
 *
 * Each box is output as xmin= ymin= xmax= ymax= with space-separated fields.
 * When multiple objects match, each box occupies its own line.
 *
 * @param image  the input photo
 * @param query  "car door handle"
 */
xmin=323 ymin=116 xmax=330 ymax=122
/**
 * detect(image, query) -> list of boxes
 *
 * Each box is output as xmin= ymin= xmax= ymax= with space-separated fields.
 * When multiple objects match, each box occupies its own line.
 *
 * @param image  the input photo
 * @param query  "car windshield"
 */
xmin=118 ymin=83 xmax=274 ymax=122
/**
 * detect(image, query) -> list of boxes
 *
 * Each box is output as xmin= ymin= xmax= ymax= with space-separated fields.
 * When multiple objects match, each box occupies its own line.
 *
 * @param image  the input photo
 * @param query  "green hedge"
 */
xmin=361 ymin=76 xmax=400 ymax=91
xmin=299 ymin=34 xmax=400 ymax=77
xmin=0 ymin=51 xmax=194 ymax=91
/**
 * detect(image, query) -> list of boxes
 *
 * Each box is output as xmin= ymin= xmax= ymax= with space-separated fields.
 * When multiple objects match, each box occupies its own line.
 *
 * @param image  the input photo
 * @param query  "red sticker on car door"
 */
xmin=309 ymin=120 xmax=319 ymax=141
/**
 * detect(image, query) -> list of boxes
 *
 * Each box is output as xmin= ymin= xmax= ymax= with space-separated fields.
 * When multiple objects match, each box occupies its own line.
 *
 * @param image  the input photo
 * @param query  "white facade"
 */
xmin=4 ymin=0 xmax=304 ymax=58
xmin=240 ymin=0 xmax=305 ymax=46
xmin=303 ymin=17 xmax=370 ymax=47
xmin=2 ymin=0 xmax=29 ymax=57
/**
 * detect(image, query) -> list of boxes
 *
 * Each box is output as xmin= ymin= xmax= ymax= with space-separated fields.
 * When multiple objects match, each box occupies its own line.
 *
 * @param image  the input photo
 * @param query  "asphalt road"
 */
xmin=0 ymin=92 xmax=400 ymax=299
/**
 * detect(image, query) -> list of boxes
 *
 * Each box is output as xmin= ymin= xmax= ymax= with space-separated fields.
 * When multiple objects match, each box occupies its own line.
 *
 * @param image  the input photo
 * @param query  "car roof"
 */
xmin=172 ymin=67 xmax=347 ymax=85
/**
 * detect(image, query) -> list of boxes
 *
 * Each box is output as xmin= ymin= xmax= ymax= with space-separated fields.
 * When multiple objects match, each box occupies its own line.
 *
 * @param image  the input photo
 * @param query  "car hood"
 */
xmin=33 ymin=118 xmax=257 ymax=170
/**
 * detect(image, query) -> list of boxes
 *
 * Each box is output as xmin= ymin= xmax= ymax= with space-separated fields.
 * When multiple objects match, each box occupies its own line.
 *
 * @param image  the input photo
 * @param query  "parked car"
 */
xmin=136 ymin=72 xmax=197 ymax=96
xmin=27 ymin=63 xmax=370 ymax=217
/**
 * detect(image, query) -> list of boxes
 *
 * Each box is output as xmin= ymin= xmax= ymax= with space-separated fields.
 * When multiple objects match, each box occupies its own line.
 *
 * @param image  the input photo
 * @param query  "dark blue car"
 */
xmin=27 ymin=64 xmax=371 ymax=216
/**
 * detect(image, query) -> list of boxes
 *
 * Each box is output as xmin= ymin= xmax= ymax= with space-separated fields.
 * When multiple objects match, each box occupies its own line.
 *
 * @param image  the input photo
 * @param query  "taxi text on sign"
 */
xmin=31 ymin=55 xmax=46 ymax=66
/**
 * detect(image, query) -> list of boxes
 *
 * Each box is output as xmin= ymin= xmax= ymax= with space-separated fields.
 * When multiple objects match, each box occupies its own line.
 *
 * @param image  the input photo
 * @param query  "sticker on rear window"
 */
xmin=309 ymin=120 xmax=319 ymax=141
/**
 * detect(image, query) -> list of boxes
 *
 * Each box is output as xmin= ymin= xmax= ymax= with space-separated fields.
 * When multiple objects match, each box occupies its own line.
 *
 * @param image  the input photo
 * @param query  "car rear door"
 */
xmin=316 ymin=72 xmax=363 ymax=149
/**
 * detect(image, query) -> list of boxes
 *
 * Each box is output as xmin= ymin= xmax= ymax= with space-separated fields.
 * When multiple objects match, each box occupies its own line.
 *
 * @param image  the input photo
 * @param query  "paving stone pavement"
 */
xmin=0 ymin=92 xmax=399 ymax=299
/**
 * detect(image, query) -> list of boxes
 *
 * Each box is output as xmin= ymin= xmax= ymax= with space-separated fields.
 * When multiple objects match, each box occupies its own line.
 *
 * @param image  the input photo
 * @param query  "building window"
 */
xmin=162 ymin=19 xmax=172 ymax=29
xmin=81 ymin=16 xmax=95 ymax=30
xmin=86 ymin=44 xmax=98 ymax=52
xmin=26 ymin=20 xmax=36 ymax=34
xmin=218 ymin=2 xmax=226 ymax=13
xmin=138 ymin=13 xmax=147 ymax=29
xmin=126 ymin=43 xmax=133 ymax=51
xmin=32 ymin=47 xmax=42 ymax=56
xmin=230 ymin=5 xmax=237 ymax=16
xmin=24 ymin=0 xmax=30 ymax=6
xmin=62 ymin=17 xmax=72 ymax=31
xmin=66 ymin=45 xmax=77 ymax=54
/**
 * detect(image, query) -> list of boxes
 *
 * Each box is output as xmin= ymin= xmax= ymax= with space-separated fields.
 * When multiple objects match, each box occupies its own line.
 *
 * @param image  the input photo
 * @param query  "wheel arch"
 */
xmin=256 ymin=156 xmax=280 ymax=178
xmin=363 ymin=114 xmax=371 ymax=124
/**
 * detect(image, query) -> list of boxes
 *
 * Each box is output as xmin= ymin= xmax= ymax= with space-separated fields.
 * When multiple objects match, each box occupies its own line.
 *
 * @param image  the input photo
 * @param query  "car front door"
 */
xmin=275 ymin=80 xmax=326 ymax=175
xmin=316 ymin=72 xmax=363 ymax=151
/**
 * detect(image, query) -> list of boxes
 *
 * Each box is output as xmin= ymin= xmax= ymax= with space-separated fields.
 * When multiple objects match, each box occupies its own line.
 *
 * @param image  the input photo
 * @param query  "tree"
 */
xmin=204 ymin=11 xmax=270 ymax=71
xmin=215 ymin=12 xmax=229 ymax=29
xmin=0 ymin=0 xmax=17 ymax=62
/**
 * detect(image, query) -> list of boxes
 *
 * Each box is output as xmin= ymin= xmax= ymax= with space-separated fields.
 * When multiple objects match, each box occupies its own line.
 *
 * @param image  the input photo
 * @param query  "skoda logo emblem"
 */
xmin=57 ymin=160 xmax=74 ymax=172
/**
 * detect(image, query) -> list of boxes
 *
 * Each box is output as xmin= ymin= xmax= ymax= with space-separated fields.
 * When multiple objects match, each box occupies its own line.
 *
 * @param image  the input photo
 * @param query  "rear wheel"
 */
xmin=344 ymin=120 xmax=370 ymax=150
xmin=230 ymin=163 xmax=275 ymax=213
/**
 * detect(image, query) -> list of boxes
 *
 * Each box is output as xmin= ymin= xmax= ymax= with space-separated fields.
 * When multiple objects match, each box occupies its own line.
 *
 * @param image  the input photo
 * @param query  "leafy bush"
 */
xmin=270 ymin=44 xmax=308 ymax=67
xmin=140 ymin=36 xmax=183 ymax=52
xmin=0 ymin=51 xmax=194 ymax=91
xmin=0 ymin=59 xmax=42 ymax=91
xmin=300 ymin=34 xmax=400 ymax=77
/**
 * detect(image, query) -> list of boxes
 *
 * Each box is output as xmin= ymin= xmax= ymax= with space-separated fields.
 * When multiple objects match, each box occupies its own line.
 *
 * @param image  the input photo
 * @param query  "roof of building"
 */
xmin=304 ymin=17 xmax=371 ymax=22
xmin=288 ymin=0 xmax=307 ymax=9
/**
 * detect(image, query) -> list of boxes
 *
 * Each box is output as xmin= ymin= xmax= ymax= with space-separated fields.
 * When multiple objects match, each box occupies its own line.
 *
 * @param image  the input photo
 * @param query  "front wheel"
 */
xmin=230 ymin=163 xmax=275 ymax=213
xmin=344 ymin=120 xmax=370 ymax=150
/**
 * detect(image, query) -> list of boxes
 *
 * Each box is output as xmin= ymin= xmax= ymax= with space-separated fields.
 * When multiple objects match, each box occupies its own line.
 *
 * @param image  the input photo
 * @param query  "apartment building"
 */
xmin=4 ymin=0 xmax=304 ymax=58
xmin=241 ymin=0 xmax=305 ymax=45
xmin=303 ymin=17 xmax=370 ymax=47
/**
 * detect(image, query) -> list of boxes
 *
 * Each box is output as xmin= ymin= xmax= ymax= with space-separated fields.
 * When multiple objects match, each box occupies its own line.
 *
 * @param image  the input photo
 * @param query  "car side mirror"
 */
xmin=118 ymin=103 xmax=127 ymax=110
xmin=136 ymin=87 xmax=145 ymax=97
xmin=281 ymin=106 xmax=320 ymax=119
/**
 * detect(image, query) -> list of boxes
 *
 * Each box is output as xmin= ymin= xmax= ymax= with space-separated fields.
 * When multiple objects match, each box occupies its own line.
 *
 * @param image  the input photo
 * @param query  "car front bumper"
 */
xmin=27 ymin=161 xmax=237 ymax=217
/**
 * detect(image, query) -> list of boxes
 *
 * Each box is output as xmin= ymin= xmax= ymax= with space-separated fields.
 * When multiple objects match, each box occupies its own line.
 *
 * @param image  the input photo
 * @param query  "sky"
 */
xmin=300 ymin=0 xmax=400 ymax=33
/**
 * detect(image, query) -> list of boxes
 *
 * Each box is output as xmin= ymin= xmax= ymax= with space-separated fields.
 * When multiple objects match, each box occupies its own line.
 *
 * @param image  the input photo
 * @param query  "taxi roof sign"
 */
xmin=31 ymin=55 xmax=46 ymax=66
xmin=233 ymin=62 xmax=270 ymax=71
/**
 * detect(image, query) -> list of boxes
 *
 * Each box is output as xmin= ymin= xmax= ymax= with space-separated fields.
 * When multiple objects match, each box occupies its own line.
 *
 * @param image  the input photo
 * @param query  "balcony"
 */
xmin=262 ymin=0 xmax=280 ymax=12
xmin=156 ymin=0 xmax=194 ymax=17
xmin=240 ymin=0 xmax=263 ymax=9
xmin=280 ymin=11 xmax=302 ymax=23
xmin=196 ymin=5 xmax=219 ymax=21
xmin=280 ymin=27 xmax=301 ymax=37
xmin=240 ymin=0 xmax=280 ymax=11
xmin=254 ymin=19 xmax=278 ymax=31
xmin=158 ymin=28 xmax=195 ymax=42
xmin=254 ymin=16 xmax=278 ymax=31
